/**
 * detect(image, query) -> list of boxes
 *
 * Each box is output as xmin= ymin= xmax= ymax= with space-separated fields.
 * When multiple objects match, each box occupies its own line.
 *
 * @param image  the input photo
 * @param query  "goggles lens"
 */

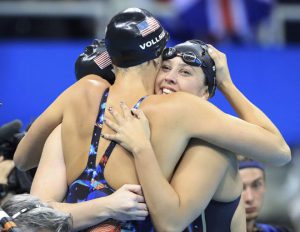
xmin=162 ymin=47 xmax=205 ymax=67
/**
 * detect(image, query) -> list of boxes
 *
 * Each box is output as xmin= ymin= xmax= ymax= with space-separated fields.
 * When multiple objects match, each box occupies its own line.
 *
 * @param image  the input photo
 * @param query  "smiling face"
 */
xmin=240 ymin=168 xmax=266 ymax=222
xmin=155 ymin=57 xmax=209 ymax=99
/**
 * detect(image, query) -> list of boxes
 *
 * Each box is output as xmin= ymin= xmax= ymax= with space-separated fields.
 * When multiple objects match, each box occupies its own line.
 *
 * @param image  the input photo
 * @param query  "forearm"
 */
xmin=220 ymin=81 xmax=280 ymax=135
xmin=133 ymin=143 xmax=188 ymax=231
xmin=14 ymin=130 xmax=48 ymax=170
xmin=14 ymin=111 xmax=63 ymax=171
xmin=219 ymin=80 xmax=291 ymax=164
xmin=48 ymin=198 xmax=113 ymax=231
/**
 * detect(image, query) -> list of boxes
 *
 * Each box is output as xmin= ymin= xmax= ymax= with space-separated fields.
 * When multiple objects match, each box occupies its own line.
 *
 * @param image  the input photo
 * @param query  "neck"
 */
xmin=112 ymin=62 xmax=157 ymax=98
xmin=246 ymin=219 xmax=256 ymax=232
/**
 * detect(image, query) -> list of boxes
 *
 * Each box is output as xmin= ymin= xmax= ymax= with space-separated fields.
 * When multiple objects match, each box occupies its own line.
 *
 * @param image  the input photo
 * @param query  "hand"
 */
xmin=106 ymin=184 xmax=148 ymax=221
xmin=0 ymin=156 xmax=15 ymax=184
xmin=207 ymin=45 xmax=233 ymax=89
xmin=102 ymin=102 xmax=151 ymax=154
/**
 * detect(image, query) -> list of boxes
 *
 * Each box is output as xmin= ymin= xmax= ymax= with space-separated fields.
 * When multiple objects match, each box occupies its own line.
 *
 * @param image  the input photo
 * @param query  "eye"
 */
xmin=251 ymin=180 xmax=263 ymax=190
xmin=180 ymin=69 xmax=192 ymax=76
xmin=161 ymin=64 xmax=171 ymax=72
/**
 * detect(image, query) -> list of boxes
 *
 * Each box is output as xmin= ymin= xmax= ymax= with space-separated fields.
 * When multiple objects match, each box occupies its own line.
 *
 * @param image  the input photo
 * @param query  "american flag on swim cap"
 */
xmin=93 ymin=51 xmax=112 ymax=69
xmin=137 ymin=17 xmax=160 ymax=37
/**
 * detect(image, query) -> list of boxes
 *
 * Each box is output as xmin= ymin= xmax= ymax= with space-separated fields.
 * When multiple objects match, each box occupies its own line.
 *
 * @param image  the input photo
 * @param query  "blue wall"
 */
xmin=1 ymin=40 xmax=300 ymax=144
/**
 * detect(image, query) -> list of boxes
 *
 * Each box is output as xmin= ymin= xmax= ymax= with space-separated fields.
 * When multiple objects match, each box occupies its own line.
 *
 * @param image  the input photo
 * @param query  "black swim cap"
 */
xmin=105 ymin=8 xmax=169 ymax=68
xmin=75 ymin=39 xmax=115 ymax=84
xmin=163 ymin=40 xmax=216 ymax=98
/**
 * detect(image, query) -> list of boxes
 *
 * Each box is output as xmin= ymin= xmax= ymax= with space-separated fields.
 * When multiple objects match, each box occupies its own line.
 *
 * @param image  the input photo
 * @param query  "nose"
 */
xmin=164 ymin=71 xmax=177 ymax=85
xmin=243 ymin=187 xmax=254 ymax=203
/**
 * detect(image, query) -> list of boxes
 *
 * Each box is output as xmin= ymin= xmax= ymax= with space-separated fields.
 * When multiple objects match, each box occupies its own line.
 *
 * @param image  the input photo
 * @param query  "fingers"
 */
xmin=104 ymin=117 xmax=119 ymax=132
xmin=131 ymin=109 xmax=144 ymax=120
xmin=137 ymin=202 xmax=148 ymax=212
xmin=207 ymin=44 xmax=227 ymax=65
xmin=120 ymin=102 xmax=132 ymax=120
xmin=107 ymin=106 xmax=124 ymax=124
xmin=129 ymin=203 xmax=148 ymax=221
xmin=123 ymin=184 xmax=143 ymax=196
xmin=101 ymin=132 xmax=119 ymax=142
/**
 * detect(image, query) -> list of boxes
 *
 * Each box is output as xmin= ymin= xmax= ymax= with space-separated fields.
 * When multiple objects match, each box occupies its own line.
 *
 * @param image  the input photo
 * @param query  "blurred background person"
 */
xmin=0 ymin=120 xmax=35 ymax=204
xmin=239 ymin=157 xmax=292 ymax=232
xmin=1 ymin=193 xmax=72 ymax=232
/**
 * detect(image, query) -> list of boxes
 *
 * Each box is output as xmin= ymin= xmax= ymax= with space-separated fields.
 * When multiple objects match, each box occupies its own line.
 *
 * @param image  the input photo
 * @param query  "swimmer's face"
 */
xmin=240 ymin=168 xmax=266 ymax=222
xmin=155 ymin=57 xmax=209 ymax=99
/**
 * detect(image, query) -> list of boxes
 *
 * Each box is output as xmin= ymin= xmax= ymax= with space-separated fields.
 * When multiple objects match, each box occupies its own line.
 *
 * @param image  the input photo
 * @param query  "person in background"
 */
xmin=239 ymin=157 xmax=292 ymax=232
xmin=1 ymin=193 xmax=72 ymax=232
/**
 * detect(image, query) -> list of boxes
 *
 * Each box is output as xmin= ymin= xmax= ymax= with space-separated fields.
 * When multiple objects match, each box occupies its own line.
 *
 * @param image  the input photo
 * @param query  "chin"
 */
xmin=246 ymin=212 xmax=258 ymax=222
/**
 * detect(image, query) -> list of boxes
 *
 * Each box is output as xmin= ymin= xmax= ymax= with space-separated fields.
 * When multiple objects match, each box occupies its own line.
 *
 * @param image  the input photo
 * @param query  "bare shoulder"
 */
xmin=76 ymin=75 xmax=110 ymax=91
xmin=65 ymin=75 xmax=111 ymax=102
xmin=141 ymin=92 xmax=216 ymax=124
xmin=141 ymin=92 xmax=205 ymax=112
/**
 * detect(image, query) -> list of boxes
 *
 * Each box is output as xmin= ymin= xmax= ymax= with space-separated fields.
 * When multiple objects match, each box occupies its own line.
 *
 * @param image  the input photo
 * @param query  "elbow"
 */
xmin=13 ymin=152 xmax=29 ymax=171
xmin=272 ymin=142 xmax=291 ymax=167
xmin=278 ymin=143 xmax=291 ymax=166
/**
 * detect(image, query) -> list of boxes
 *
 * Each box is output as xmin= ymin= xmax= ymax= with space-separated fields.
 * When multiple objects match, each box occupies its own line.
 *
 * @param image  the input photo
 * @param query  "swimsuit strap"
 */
xmin=86 ymin=88 xmax=109 ymax=168
xmin=99 ymin=95 xmax=148 ymax=168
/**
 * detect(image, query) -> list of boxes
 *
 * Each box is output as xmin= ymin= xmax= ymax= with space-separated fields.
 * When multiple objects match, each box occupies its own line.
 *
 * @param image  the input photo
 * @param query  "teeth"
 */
xmin=162 ymin=88 xmax=174 ymax=94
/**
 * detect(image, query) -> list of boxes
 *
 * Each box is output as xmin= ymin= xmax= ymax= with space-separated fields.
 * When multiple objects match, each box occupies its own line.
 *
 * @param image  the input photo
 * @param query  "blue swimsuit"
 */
xmin=65 ymin=88 xmax=241 ymax=231
xmin=66 ymin=88 xmax=151 ymax=231
xmin=184 ymin=197 xmax=241 ymax=232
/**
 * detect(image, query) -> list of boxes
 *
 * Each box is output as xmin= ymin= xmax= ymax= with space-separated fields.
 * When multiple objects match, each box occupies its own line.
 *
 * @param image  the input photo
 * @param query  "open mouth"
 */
xmin=162 ymin=88 xmax=175 ymax=94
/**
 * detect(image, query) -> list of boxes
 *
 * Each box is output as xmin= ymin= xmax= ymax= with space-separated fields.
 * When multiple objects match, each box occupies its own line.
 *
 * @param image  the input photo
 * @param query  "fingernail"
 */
xmin=208 ymin=48 xmax=213 ymax=54
xmin=108 ymin=106 xmax=112 ymax=112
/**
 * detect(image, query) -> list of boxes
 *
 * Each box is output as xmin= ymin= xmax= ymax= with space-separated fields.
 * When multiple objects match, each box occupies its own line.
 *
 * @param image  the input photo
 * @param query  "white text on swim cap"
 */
xmin=139 ymin=31 xmax=166 ymax=50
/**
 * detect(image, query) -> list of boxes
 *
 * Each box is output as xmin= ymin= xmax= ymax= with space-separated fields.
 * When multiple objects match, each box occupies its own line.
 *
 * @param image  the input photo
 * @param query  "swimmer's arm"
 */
xmin=14 ymin=76 xmax=110 ymax=171
xmin=30 ymin=125 xmax=110 ymax=230
xmin=178 ymin=92 xmax=290 ymax=166
xmin=208 ymin=45 xmax=291 ymax=165
xmin=102 ymin=106 xmax=228 ymax=230
xmin=133 ymin=140 xmax=229 ymax=231
xmin=14 ymin=86 xmax=70 ymax=171
xmin=31 ymin=124 xmax=147 ymax=231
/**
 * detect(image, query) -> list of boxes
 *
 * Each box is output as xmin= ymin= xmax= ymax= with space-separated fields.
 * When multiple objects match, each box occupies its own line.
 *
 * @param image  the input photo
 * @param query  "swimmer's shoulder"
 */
xmin=141 ymin=91 xmax=207 ymax=113
xmin=77 ymin=74 xmax=111 ymax=90
xmin=56 ymin=74 xmax=110 ymax=108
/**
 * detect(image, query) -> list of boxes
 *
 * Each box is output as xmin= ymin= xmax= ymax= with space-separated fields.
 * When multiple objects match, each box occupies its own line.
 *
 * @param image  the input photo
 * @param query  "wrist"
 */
xmin=132 ymin=140 xmax=153 ymax=156
xmin=101 ymin=196 xmax=116 ymax=219
xmin=218 ymin=80 xmax=235 ymax=93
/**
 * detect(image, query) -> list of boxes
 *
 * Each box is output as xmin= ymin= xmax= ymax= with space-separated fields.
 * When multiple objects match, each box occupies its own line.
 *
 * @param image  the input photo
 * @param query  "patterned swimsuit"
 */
xmin=65 ymin=88 xmax=151 ymax=231
xmin=65 ymin=88 xmax=241 ymax=232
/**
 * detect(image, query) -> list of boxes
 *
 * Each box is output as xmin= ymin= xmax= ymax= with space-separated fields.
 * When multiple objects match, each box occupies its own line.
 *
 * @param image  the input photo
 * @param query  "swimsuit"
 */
xmin=184 ymin=197 xmax=241 ymax=232
xmin=65 ymin=88 xmax=151 ymax=231
xmin=65 ymin=87 xmax=241 ymax=231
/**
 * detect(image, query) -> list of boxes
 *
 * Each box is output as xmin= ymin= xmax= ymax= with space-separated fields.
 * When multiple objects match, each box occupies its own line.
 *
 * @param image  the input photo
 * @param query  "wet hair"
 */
xmin=1 ymin=194 xmax=72 ymax=232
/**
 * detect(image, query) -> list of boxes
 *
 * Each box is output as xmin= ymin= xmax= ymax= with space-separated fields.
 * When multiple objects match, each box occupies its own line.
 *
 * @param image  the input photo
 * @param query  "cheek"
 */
xmin=155 ymin=73 xmax=164 ymax=93
xmin=179 ymin=79 xmax=201 ymax=95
